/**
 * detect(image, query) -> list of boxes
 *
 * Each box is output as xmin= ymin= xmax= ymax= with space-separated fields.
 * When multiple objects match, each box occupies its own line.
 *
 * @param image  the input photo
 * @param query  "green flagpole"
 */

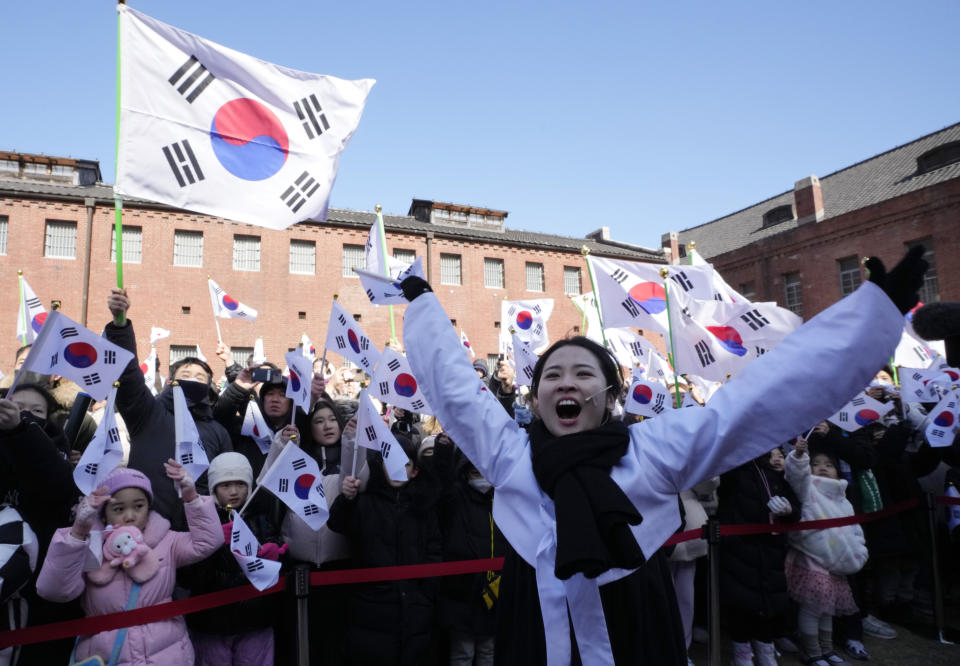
xmin=687 ymin=240 xmax=695 ymax=266
xmin=114 ymin=3 xmax=126 ymax=324
xmin=659 ymin=267 xmax=683 ymax=407
xmin=580 ymin=246 xmax=609 ymax=349
xmin=375 ymin=205 xmax=397 ymax=341
xmin=17 ymin=270 xmax=26 ymax=346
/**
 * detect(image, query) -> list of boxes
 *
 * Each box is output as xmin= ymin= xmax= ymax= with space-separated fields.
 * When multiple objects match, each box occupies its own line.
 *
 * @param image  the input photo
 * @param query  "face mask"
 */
xmin=19 ymin=411 xmax=46 ymax=428
xmin=468 ymin=478 xmax=493 ymax=494
xmin=177 ymin=378 xmax=210 ymax=404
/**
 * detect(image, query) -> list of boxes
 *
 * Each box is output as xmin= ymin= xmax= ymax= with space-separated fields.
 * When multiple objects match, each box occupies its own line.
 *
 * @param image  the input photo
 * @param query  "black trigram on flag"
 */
xmin=507 ymin=305 xmax=518 ymax=317
xmin=25 ymin=297 xmax=41 ymax=309
xmin=651 ymin=394 xmax=666 ymax=414
xmin=378 ymin=381 xmax=389 ymax=396
xmin=337 ymin=313 xmax=348 ymax=326
xmin=851 ymin=396 xmax=866 ymax=407
xmin=754 ymin=347 xmax=768 ymax=356
xmin=180 ymin=452 xmax=194 ymax=465
xmin=694 ymin=341 xmax=716 ymax=367
xmin=670 ymin=271 xmax=694 ymax=292
xmin=410 ymin=399 xmax=424 ymax=411
xmin=82 ymin=373 xmax=102 ymax=386
xmin=679 ymin=306 xmax=692 ymax=320
xmin=84 ymin=463 xmax=98 ymax=475
xmin=365 ymin=289 xmax=375 ymax=301
xmin=246 ymin=560 xmax=265 ymax=573
xmin=59 ymin=327 xmax=79 ymax=339
xmin=335 ymin=335 xmax=346 ymax=350
xmin=168 ymin=55 xmax=216 ymax=103
xmin=280 ymin=171 xmax=320 ymax=213
xmin=609 ymin=268 xmax=629 ymax=285
xmin=740 ymin=309 xmax=770 ymax=331
xmin=103 ymin=350 xmax=116 ymax=365
xmin=911 ymin=345 xmax=930 ymax=362
xmin=303 ymin=504 xmax=320 ymax=516
xmin=232 ymin=530 xmax=240 ymax=544
xmin=244 ymin=543 xmax=253 ymax=556
xmin=50 ymin=352 xmax=59 ymax=366
xmin=293 ymin=93 xmax=330 ymax=139
xmin=359 ymin=337 xmax=370 ymax=351
xmin=629 ymin=342 xmax=645 ymax=358
xmin=107 ymin=427 xmax=120 ymax=444
xmin=621 ymin=297 xmax=641 ymax=318
xmin=532 ymin=304 xmax=542 ymax=315
xmin=931 ymin=428 xmax=945 ymax=439
xmin=364 ymin=425 xmax=376 ymax=442
xmin=839 ymin=412 xmax=849 ymax=423
xmin=315 ymin=483 xmax=326 ymax=498
xmin=380 ymin=442 xmax=391 ymax=458
xmin=360 ymin=358 xmax=370 ymax=369
xmin=533 ymin=323 xmax=543 ymax=336
xmin=522 ymin=366 xmax=533 ymax=380
xmin=387 ymin=359 xmax=401 ymax=372
xmin=162 ymin=140 xmax=205 ymax=188
xmin=292 ymin=458 xmax=308 ymax=471
xmin=278 ymin=478 xmax=289 ymax=493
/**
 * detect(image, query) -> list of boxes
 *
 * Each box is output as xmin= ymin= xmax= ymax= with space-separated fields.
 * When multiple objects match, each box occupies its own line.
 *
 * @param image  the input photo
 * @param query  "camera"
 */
xmin=252 ymin=367 xmax=282 ymax=384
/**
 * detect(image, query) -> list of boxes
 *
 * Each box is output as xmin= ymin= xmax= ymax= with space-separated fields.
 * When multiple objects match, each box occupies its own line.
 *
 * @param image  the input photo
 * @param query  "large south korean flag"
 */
xmin=115 ymin=5 xmax=374 ymax=229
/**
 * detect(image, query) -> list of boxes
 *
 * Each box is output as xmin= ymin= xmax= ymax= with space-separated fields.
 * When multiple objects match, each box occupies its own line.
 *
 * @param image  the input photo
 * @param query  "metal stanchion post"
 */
xmin=294 ymin=564 xmax=311 ymax=665
xmin=705 ymin=518 xmax=721 ymax=666
xmin=925 ymin=493 xmax=951 ymax=644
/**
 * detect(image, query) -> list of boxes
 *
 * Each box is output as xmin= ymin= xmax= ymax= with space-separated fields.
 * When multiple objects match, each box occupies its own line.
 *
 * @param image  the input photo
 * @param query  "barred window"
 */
xmin=289 ymin=239 xmax=316 ymax=275
xmin=169 ymin=345 xmax=200 ymax=365
xmin=233 ymin=235 xmax=261 ymax=272
xmin=837 ymin=256 xmax=862 ymax=296
xmin=563 ymin=266 xmax=581 ymax=295
xmin=440 ymin=253 xmax=462 ymax=286
xmin=230 ymin=346 xmax=254 ymax=367
xmin=393 ymin=248 xmax=416 ymax=264
xmin=173 ymin=230 xmax=203 ymax=267
xmin=783 ymin=272 xmax=803 ymax=318
xmin=906 ymin=239 xmax=939 ymax=303
xmin=44 ymin=220 xmax=77 ymax=259
xmin=110 ymin=225 xmax=143 ymax=264
xmin=739 ymin=282 xmax=756 ymax=302
xmin=526 ymin=262 xmax=545 ymax=292
xmin=0 ymin=216 xmax=7 ymax=255
xmin=342 ymin=244 xmax=365 ymax=278
xmin=484 ymin=258 xmax=504 ymax=289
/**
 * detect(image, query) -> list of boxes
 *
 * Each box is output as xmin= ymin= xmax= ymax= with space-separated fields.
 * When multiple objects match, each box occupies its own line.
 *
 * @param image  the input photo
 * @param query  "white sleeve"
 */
xmin=633 ymin=281 xmax=903 ymax=496
xmin=784 ymin=451 xmax=812 ymax=502
xmin=404 ymin=292 xmax=527 ymax=487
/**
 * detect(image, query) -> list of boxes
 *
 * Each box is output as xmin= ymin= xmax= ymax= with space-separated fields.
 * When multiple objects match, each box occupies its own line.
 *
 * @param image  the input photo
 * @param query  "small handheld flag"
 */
xmin=172 ymin=383 xmax=211 ymax=482
xmin=229 ymin=511 xmax=281 ymax=591
xmin=16 ymin=274 xmax=46 ymax=346
xmin=208 ymin=278 xmax=258 ymax=322
xmin=258 ymin=440 xmax=328 ymax=530
xmin=370 ymin=348 xmax=433 ymax=415
xmin=149 ymin=326 xmax=171 ymax=345
xmin=241 ymin=398 xmax=274 ymax=455
xmin=284 ymin=350 xmax=313 ymax=416
xmin=459 ymin=330 xmax=475 ymax=359
xmin=355 ymin=389 xmax=410 ymax=482
xmin=510 ymin=334 xmax=540 ymax=389
xmin=827 ymin=392 xmax=896 ymax=433
xmin=925 ymin=389 xmax=960 ymax=448
xmin=324 ymin=301 xmax=380 ymax=372
xmin=500 ymin=299 xmax=553 ymax=354
xmin=16 ymin=310 xmax=134 ymax=402
xmin=354 ymin=257 xmax=425 ymax=306
xmin=624 ymin=376 xmax=670 ymax=418
xmin=73 ymin=386 xmax=124 ymax=495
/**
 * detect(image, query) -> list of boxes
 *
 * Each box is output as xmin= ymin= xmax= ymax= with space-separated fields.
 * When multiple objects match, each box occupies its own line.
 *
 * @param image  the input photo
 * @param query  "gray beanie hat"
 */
xmin=207 ymin=452 xmax=253 ymax=492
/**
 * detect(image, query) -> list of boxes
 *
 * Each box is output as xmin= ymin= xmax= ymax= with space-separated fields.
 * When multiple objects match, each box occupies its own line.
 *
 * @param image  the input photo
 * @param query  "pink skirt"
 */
xmin=785 ymin=550 xmax=858 ymax=616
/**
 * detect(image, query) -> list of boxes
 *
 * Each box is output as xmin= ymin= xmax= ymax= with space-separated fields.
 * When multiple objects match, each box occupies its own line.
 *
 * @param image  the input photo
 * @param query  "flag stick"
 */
xmin=659 ymin=268 xmax=683 ymax=408
xmin=238 ymin=484 xmax=261 ymax=516
xmin=113 ymin=8 xmax=126 ymax=325
xmin=17 ymin=271 xmax=27 ymax=346
xmin=208 ymin=277 xmax=224 ymax=344
xmin=351 ymin=439 xmax=360 ymax=478
xmin=803 ymin=425 xmax=817 ymax=440
xmin=375 ymin=205 xmax=397 ymax=341
xmin=580 ymin=247 xmax=609 ymax=348
xmin=687 ymin=241 xmax=696 ymax=266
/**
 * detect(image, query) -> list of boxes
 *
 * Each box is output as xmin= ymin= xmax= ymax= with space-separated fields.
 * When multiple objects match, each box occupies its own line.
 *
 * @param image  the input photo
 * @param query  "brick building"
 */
xmin=669 ymin=123 xmax=960 ymax=319
xmin=0 ymin=151 xmax=663 ymax=378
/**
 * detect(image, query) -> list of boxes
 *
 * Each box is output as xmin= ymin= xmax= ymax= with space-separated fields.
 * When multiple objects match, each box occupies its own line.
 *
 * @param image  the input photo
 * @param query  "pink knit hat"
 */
xmin=102 ymin=467 xmax=154 ymax=503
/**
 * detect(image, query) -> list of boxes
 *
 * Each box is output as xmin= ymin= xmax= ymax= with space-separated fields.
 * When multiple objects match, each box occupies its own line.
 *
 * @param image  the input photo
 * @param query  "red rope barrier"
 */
xmin=0 ymin=494 xmax=953 ymax=649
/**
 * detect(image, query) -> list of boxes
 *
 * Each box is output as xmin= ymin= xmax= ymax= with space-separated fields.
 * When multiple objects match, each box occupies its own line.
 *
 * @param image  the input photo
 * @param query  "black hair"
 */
xmin=14 ymin=345 xmax=31 ymax=363
xmin=6 ymin=382 xmax=59 ymax=419
xmin=530 ymin=336 xmax=623 ymax=404
xmin=309 ymin=397 xmax=347 ymax=433
xmin=169 ymin=357 xmax=214 ymax=385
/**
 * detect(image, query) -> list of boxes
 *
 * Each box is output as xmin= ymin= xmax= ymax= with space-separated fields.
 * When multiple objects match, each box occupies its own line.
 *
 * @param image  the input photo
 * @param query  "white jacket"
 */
xmin=404 ymin=282 xmax=901 ymax=664
xmin=784 ymin=451 xmax=868 ymax=575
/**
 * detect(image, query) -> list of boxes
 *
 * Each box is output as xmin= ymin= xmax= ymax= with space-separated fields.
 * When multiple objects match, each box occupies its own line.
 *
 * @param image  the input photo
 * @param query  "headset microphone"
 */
xmin=584 ymin=385 xmax=615 ymax=403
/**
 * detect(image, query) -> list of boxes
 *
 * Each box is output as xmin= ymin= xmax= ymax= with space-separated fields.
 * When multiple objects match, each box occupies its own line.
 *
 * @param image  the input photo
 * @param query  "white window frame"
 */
xmin=289 ymin=239 xmax=316 ymax=275
xmin=440 ymin=253 xmax=462 ymax=286
xmin=563 ymin=266 xmax=581 ymax=295
xmin=525 ymin=262 xmax=545 ymax=292
xmin=342 ymin=244 xmax=365 ymax=278
xmin=44 ymin=220 xmax=77 ymax=259
xmin=0 ymin=216 xmax=7 ymax=256
xmin=837 ymin=256 xmax=862 ymax=296
xmin=233 ymin=234 xmax=261 ymax=272
xmin=173 ymin=230 xmax=203 ymax=267
xmin=110 ymin=225 xmax=143 ymax=264
xmin=484 ymin=258 xmax=504 ymax=289
xmin=783 ymin=272 xmax=803 ymax=317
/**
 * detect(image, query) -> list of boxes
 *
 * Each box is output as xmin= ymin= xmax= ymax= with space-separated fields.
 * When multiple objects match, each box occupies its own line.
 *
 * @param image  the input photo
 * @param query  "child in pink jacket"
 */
xmin=37 ymin=462 xmax=222 ymax=665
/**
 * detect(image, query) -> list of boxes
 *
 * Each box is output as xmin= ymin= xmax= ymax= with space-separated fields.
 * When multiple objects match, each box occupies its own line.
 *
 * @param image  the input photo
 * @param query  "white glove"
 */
xmin=767 ymin=496 xmax=792 ymax=516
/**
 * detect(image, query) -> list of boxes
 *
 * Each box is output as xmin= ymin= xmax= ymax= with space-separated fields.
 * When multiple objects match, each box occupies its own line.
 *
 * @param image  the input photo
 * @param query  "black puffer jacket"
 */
xmin=434 ymin=441 xmax=505 ymax=637
xmin=179 ymin=503 xmax=284 ymax=635
xmin=104 ymin=319 xmax=232 ymax=530
xmin=718 ymin=456 xmax=800 ymax=618
xmin=327 ymin=460 xmax=442 ymax=665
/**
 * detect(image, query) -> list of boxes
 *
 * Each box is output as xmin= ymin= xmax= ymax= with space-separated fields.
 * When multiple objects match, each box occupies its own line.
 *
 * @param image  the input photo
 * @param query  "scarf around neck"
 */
xmin=529 ymin=419 xmax=645 ymax=580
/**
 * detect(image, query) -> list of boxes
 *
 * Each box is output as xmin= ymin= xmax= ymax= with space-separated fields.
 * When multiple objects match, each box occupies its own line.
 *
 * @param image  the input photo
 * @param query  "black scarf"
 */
xmin=529 ymin=419 xmax=645 ymax=580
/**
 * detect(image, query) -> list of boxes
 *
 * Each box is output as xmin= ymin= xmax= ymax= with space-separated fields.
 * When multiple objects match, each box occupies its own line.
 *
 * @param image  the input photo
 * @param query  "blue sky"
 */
xmin=5 ymin=1 xmax=958 ymax=249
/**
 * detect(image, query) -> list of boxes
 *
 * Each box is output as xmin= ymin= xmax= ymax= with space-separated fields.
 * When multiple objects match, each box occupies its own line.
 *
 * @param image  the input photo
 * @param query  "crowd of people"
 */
xmin=0 ymin=248 xmax=957 ymax=666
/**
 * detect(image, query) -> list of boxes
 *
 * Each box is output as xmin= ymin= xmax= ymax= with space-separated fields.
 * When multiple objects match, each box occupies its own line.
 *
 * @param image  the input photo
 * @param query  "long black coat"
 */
xmin=717 ymin=457 xmax=800 ymax=619
xmin=327 ymin=463 xmax=442 ymax=666
xmin=105 ymin=319 xmax=232 ymax=530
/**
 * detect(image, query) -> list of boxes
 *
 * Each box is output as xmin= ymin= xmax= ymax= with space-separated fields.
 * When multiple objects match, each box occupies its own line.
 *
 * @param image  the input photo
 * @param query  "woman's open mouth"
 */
xmin=556 ymin=399 xmax=582 ymax=423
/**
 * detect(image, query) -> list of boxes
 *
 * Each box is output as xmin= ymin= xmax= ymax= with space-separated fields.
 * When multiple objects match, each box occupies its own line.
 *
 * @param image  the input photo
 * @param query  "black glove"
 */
xmin=400 ymin=276 xmax=433 ymax=301
xmin=865 ymin=245 xmax=928 ymax=314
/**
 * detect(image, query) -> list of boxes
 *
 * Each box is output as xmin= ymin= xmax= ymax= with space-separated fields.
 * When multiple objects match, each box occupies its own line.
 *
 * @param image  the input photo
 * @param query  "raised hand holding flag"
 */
xmin=355 ymin=257 xmax=426 ymax=306
xmin=228 ymin=511 xmax=281 ymax=591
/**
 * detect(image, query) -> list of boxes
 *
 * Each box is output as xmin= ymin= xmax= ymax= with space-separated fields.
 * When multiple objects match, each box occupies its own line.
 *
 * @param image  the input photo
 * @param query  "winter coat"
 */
xmin=717 ymin=459 xmax=800 ymax=617
xmin=327 ymin=462 xmax=442 ymax=665
xmin=179 ymin=503 xmax=283 ymax=635
xmin=434 ymin=443 xmax=505 ymax=637
xmin=403 ymin=281 xmax=902 ymax=665
xmin=36 ymin=496 xmax=222 ymax=666
xmin=784 ymin=452 xmax=868 ymax=575
xmin=104 ymin=319 xmax=233 ymax=530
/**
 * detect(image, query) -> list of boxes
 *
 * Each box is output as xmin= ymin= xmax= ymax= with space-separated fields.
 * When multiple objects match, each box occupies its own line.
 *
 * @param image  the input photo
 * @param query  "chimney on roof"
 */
xmin=660 ymin=231 xmax=680 ymax=265
xmin=793 ymin=175 xmax=824 ymax=225
xmin=584 ymin=227 xmax=611 ymax=242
